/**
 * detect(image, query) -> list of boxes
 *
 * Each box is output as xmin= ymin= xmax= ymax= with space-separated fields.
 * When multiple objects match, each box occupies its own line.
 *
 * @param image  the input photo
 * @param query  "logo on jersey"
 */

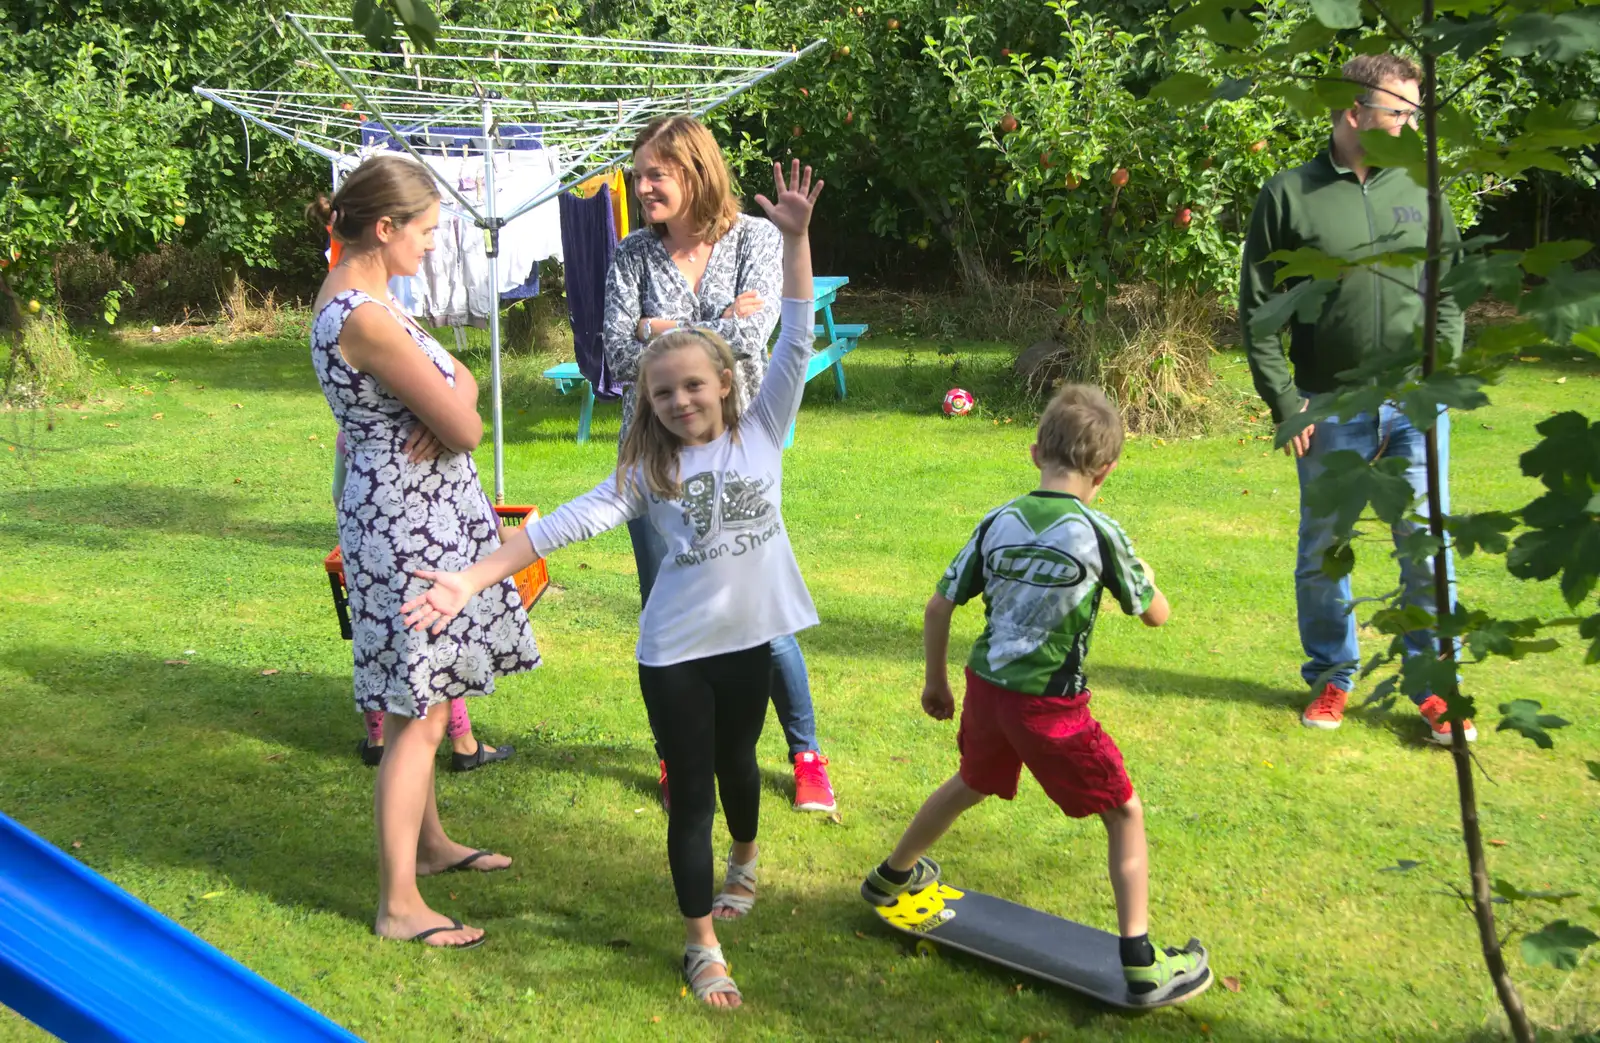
xmin=984 ymin=544 xmax=1087 ymax=587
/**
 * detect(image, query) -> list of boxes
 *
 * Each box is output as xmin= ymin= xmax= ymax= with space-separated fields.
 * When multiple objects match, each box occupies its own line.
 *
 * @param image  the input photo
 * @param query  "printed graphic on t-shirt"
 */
xmin=937 ymin=493 xmax=1153 ymax=697
xmin=676 ymin=469 xmax=781 ymax=560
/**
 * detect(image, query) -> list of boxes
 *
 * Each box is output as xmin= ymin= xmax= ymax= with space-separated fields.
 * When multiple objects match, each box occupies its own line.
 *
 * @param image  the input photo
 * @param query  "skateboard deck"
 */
xmin=873 ymin=882 xmax=1212 ymax=1010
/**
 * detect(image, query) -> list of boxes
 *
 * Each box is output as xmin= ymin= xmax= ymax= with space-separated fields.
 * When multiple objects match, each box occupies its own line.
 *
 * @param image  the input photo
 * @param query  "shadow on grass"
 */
xmin=0 ymin=483 xmax=336 ymax=552
xmin=0 ymin=644 xmax=1514 ymax=1041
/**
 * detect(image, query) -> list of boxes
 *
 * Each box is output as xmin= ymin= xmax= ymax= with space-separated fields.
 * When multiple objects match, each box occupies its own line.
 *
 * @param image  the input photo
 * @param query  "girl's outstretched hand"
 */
xmin=401 ymin=570 xmax=475 ymax=635
xmin=754 ymin=160 xmax=823 ymax=238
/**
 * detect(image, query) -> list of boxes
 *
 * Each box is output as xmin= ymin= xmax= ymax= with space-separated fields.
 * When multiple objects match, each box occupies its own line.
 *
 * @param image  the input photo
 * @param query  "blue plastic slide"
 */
xmin=0 ymin=811 xmax=364 ymax=1042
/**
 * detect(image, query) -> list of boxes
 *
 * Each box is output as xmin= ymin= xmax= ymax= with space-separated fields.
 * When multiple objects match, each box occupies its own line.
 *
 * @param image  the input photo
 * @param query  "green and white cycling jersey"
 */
xmin=936 ymin=491 xmax=1154 ymax=696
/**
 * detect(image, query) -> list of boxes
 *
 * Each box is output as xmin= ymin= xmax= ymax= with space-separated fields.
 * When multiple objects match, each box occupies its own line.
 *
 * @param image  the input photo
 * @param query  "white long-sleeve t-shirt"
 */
xmin=524 ymin=296 xmax=819 ymax=666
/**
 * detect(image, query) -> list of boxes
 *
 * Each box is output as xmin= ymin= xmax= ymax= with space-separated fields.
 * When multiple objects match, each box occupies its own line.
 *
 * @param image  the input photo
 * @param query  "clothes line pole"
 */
xmin=480 ymin=93 xmax=506 ymax=504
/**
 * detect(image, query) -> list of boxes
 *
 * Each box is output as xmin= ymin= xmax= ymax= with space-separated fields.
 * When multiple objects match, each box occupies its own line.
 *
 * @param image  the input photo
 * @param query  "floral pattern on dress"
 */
xmin=311 ymin=288 xmax=540 ymax=717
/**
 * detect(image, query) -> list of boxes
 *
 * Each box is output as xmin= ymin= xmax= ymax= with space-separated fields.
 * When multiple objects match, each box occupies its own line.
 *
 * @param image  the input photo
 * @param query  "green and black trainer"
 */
xmin=1124 ymin=938 xmax=1212 ymax=1007
xmin=860 ymin=857 xmax=941 ymax=907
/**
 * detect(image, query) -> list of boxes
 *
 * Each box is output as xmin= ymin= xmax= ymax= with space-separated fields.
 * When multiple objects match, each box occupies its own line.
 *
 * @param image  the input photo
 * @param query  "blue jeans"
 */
xmin=1294 ymin=400 xmax=1456 ymax=704
xmin=628 ymin=516 xmax=819 ymax=756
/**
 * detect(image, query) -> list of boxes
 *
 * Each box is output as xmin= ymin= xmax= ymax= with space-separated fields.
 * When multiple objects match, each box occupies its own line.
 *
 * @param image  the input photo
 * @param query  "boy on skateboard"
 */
xmin=860 ymin=383 xmax=1210 ymax=1006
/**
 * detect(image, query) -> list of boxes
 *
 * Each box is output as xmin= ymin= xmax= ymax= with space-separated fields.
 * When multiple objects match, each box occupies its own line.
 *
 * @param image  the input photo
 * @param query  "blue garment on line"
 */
xmin=559 ymin=186 xmax=624 ymax=400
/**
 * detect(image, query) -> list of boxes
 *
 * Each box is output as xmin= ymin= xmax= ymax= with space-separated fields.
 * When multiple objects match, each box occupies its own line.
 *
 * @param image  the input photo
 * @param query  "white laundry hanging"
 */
xmin=332 ymin=147 xmax=564 ymax=328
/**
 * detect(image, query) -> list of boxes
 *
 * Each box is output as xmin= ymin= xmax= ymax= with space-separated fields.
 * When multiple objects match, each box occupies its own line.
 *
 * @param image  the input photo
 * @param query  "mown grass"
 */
xmin=1 ymin=317 xmax=1597 ymax=1042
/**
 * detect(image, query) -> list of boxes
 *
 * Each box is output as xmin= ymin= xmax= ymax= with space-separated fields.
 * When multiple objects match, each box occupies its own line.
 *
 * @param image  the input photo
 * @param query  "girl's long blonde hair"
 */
xmin=618 ymin=328 xmax=742 ymax=500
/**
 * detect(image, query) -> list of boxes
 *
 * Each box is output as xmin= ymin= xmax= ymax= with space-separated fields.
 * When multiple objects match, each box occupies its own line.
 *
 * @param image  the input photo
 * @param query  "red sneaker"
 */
xmin=658 ymin=759 xmax=671 ymax=812
xmin=792 ymin=751 xmax=836 ymax=812
xmin=1301 ymin=683 xmax=1348 ymax=730
xmin=1418 ymin=695 xmax=1477 ymax=746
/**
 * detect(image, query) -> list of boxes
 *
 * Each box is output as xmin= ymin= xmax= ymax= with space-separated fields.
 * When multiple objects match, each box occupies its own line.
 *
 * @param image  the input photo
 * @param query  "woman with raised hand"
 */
xmin=602 ymin=115 xmax=838 ymax=816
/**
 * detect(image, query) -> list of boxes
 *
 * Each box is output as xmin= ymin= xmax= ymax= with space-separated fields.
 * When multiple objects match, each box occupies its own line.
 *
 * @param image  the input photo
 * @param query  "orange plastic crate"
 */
xmin=323 ymin=504 xmax=549 ymax=641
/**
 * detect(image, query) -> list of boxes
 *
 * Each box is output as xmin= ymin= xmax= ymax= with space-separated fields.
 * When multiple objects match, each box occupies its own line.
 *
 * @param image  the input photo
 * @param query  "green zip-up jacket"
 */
xmin=1238 ymin=144 xmax=1464 ymax=425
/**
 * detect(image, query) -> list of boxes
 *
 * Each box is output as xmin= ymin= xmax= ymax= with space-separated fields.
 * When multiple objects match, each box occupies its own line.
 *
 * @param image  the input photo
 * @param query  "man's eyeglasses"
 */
xmin=1360 ymin=100 xmax=1419 ymax=126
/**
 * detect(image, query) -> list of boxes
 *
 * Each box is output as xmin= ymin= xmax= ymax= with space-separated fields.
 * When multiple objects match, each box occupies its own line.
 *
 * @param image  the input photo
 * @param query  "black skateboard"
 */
xmin=873 ymin=882 xmax=1212 ymax=1010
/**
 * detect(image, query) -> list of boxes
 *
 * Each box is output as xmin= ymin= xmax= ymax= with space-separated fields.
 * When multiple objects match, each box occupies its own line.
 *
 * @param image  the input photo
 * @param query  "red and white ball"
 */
xmin=943 ymin=387 xmax=975 ymax=416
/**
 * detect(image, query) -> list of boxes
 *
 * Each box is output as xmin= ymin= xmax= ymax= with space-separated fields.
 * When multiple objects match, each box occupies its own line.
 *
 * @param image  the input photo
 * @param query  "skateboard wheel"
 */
xmin=914 ymin=940 xmax=937 ymax=958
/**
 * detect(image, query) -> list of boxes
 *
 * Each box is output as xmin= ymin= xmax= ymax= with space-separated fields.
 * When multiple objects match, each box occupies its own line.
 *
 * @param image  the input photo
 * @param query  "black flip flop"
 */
xmin=443 ymin=849 xmax=508 ymax=874
xmin=451 ymin=741 xmax=514 ymax=773
xmin=409 ymin=917 xmax=486 ymax=949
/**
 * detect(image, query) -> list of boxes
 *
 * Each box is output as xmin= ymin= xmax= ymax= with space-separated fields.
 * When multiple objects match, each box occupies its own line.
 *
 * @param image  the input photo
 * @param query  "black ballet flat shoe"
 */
xmin=451 ymin=741 xmax=515 ymax=773
xmin=357 ymin=737 xmax=384 ymax=767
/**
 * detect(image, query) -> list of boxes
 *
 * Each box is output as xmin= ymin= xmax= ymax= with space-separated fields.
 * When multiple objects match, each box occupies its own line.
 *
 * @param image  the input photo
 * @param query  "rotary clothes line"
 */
xmin=196 ymin=12 xmax=823 ymax=500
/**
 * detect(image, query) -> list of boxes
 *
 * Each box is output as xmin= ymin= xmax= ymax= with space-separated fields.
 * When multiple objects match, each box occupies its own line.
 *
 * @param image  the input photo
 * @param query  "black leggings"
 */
xmin=638 ymin=643 xmax=773 ymax=918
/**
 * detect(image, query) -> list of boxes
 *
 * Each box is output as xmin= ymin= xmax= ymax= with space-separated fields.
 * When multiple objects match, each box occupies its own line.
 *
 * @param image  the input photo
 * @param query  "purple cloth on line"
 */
xmin=559 ymin=186 xmax=624 ymax=400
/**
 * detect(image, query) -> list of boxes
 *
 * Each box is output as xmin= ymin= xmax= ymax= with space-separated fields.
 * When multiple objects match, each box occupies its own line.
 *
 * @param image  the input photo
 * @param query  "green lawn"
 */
xmin=1 ymin=319 xmax=1597 ymax=1042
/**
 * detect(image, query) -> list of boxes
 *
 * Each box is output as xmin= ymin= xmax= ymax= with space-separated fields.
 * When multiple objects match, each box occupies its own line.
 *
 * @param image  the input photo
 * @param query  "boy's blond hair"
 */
xmin=1036 ymin=384 xmax=1124 ymax=475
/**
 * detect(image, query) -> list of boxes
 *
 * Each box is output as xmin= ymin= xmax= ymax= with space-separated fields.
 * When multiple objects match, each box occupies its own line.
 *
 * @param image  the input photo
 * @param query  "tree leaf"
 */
xmin=1358 ymin=125 xmax=1427 ymax=184
xmin=1309 ymin=0 xmax=1363 ymax=29
xmin=1494 ymin=879 xmax=1580 ymax=904
xmin=1322 ymin=539 xmax=1356 ymax=580
xmin=1523 ymin=240 xmax=1594 ymax=277
xmin=1441 ymin=252 xmax=1524 ymax=310
xmin=1420 ymin=15 xmax=1502 ymax=60
xmin=352 ymin=0 xmax=399 ymax=53
xmin=1265 ymin=247 xmax=1350 ymax=283
xmin=1522 ymin=920 xmax=1599 ymax=970
xmin=1304 ymin=451 xmax=1417 ymax=534
xmin=1393 ymin=529 xmax=1445 ymax=567
xmin=1212 ymin=77 xmax=1254 ymax=103
xmin=1472 ymin=321 xmax=1548 ymax=357
xmin=1502 ymin=10 xmax=1600 ymax=64
xmin=1248 ymin=279 xmax=1338 ymax=340
xmin=1523 ymin=264 xmax=1600 ymax=344
xmin=1519 ymin=412 xmax=1597 ymax=492
xmin=1447 ymin=512 xmax=1515 ymax=556
xmin=1399 ymin=654 xmax=1461 ymax=704
xmin=1497 ymin=698 xmax=1569 ymax=749
xmin=387 ymin=0 xmax=440 ymax=49
xmin=1148 ymin=72 xmax=1215 ymax=106
xmin=1398 ymin=372 xmax=1489 ymax=431
xmin=1262 ymin=83 xmax=1325 ymax=121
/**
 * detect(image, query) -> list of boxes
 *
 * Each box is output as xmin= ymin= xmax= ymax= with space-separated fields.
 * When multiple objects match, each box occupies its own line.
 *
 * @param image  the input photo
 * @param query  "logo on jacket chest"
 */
xmin=1391 ymin=205 xmax=1424 ymax=224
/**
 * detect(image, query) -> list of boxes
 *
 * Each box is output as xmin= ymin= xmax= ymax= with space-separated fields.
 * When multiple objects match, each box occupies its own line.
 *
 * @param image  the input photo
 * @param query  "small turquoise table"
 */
xmin=541 ymin=275 xmax=866 ymax=446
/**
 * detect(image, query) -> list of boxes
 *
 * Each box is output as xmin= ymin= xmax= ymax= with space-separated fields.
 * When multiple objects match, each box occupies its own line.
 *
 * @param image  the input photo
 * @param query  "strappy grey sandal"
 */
xmin=684 ymin=942 xmax=741 ymax=1006
xmin=710 ymin=850 xmax=757 ymax=918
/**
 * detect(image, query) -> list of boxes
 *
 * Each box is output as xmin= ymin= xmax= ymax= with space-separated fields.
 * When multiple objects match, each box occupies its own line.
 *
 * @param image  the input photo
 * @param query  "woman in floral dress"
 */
xmin=308 ymin=154 xmax=540 ymax=949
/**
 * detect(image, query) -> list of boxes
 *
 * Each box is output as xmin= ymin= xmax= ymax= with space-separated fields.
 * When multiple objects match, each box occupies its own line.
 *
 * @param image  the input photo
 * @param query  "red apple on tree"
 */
xmin=1201 ymin=156 xmax=1214 ymax=170
xmin=998 ymin=113 xmax=1019 ymax=135
xmin=1000 ymin=47 xmax=1012 ymax=57
xmin=341 ymin=101 xmax=353 ymax=111
xmin=1174 ymin=207 xmax=1192 ymax=229
xmin=1039 ymin=150 xmax=1052 ymax=169
xmin=1250 ymin=139 xmax=1268 ymax=153
xmin=844 ymin=110 xmax=854 ymax=125
xmin=1063 ymin=174 xmax=1081 ymax=190
xmin=1110 ymin=167 xmax=1130 ymax=188
xmin=887 ymin=17 xmax=900 ymax=29
xmin=792 ymin=125 xmax=803 ymax=138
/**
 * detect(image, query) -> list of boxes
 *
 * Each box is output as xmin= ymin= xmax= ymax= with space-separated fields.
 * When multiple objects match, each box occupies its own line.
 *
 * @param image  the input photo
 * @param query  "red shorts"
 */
xmin=957 ymin=668 xmax=1133 ymax=818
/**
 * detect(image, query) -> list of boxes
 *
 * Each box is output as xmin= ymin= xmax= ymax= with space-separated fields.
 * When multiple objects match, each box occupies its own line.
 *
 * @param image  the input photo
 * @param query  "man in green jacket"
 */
xmin=1238 ymin=53 xmax=1474 ymax=746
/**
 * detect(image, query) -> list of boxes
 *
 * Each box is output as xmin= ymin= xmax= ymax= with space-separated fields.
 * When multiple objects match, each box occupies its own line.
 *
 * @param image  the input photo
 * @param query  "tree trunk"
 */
xmin=1419 ymin=13 xmax=1536 ymax=1042
xmin=907 ymin=184 xmax=995 ymax=295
